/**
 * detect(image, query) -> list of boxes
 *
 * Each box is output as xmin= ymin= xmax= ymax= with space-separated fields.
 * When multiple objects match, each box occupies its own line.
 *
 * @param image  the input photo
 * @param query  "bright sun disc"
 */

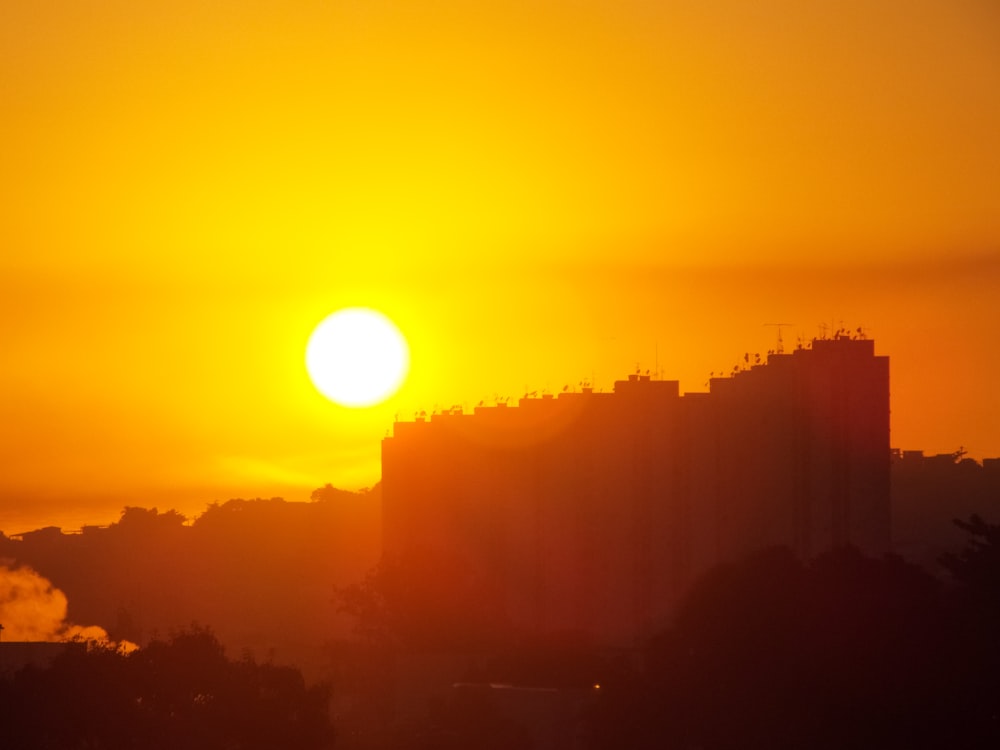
xmin=306 ymin=308 xmax=409 ymax=407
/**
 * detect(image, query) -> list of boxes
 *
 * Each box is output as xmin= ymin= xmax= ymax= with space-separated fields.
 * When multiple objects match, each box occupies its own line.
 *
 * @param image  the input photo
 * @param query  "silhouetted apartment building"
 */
xmin=381 ymin=336 xmax=890 ymax=646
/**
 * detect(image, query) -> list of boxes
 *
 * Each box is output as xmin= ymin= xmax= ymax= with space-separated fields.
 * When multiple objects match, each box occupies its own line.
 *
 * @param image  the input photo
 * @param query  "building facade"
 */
xmin=381 ymin=336 xmax=890 ymax=646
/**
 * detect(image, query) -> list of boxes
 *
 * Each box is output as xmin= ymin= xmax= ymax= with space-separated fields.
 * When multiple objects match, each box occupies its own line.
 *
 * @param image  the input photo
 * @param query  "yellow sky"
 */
xmin=2 ymin=0 xmax=999 ymax=532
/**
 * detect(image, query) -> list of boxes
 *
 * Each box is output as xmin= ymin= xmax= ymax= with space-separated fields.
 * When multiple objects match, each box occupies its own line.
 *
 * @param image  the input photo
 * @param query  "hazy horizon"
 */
xmin=3 ymin=0 xmax=998 ymax=533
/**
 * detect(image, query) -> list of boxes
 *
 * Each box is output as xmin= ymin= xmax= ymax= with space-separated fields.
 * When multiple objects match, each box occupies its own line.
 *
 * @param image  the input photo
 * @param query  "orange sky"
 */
xmin=2 ymin=0 xmax=999 ymax=533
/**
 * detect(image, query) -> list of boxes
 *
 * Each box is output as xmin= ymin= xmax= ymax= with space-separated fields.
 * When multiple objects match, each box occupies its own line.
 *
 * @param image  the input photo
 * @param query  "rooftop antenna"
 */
xmin=764 ymin=322 xmax=793 ymax=354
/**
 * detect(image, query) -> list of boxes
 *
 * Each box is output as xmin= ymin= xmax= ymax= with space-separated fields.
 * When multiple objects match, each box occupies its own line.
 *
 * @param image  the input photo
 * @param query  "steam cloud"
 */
xmin=0 ymin=563 xmax=112 ymax=643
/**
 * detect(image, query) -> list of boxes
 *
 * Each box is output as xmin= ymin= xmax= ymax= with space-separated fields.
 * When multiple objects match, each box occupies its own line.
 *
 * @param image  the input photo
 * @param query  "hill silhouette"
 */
xmin=0 ymin=485 xmax=380 ymax=681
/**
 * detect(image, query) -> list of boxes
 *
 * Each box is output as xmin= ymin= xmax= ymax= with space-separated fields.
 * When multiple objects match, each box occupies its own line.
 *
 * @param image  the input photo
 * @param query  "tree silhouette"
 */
xmin=335 ymin=550 xmax=513 ymax=653
xmin=938 ymin=514 xmax=1000 ymax=742
xmin=589 ymin=545 xmax=973 ymax=750
xmin=941 ymin=514 xmax=1000 ymax=597
xmin=0 ymin=626 xmax=335 ymax=750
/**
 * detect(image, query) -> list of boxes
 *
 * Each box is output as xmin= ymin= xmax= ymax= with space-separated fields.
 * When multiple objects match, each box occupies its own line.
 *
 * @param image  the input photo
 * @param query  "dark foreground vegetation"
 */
xmin=0 ymin=627 xmax=335 ymax=750
xmin=588 ymin=534 xmax=1000 ymax=750
xmin=321 ymin=516 xmax=1000 ymax=750
xmin=3 ymin=491 xmax=1000 ymax=748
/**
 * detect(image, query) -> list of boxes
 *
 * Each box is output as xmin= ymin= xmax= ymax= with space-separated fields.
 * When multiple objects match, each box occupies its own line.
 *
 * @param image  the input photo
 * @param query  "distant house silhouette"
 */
xmin=892 ymin=449 xmax=1000 ymax=572
xmin=381 ymin=336 xmax=890 ymax=646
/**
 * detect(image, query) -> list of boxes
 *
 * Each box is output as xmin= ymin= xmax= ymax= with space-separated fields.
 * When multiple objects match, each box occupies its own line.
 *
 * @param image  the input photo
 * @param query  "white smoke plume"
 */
xmin=0 ymin=563 xmax=115 ymax=644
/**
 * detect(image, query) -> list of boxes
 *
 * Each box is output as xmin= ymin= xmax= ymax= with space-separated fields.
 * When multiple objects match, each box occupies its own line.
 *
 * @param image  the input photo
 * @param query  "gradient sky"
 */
xmin=2 ymin=0 xmax=999 ymax=532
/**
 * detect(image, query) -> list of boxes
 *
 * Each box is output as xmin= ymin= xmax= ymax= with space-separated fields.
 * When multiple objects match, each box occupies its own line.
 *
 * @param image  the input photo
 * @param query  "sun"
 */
xmin=305 ymin=308 xmax=410 ymax=408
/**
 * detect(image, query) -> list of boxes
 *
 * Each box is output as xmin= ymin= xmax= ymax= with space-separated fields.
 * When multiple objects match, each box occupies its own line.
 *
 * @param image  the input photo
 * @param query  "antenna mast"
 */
xmin=764 ymin=322 xmax=794 ymax=354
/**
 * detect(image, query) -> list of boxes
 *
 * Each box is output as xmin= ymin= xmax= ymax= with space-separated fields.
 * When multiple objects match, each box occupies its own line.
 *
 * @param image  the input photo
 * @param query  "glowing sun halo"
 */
xmin=306 ymin=308 xmax=410 ymax=408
